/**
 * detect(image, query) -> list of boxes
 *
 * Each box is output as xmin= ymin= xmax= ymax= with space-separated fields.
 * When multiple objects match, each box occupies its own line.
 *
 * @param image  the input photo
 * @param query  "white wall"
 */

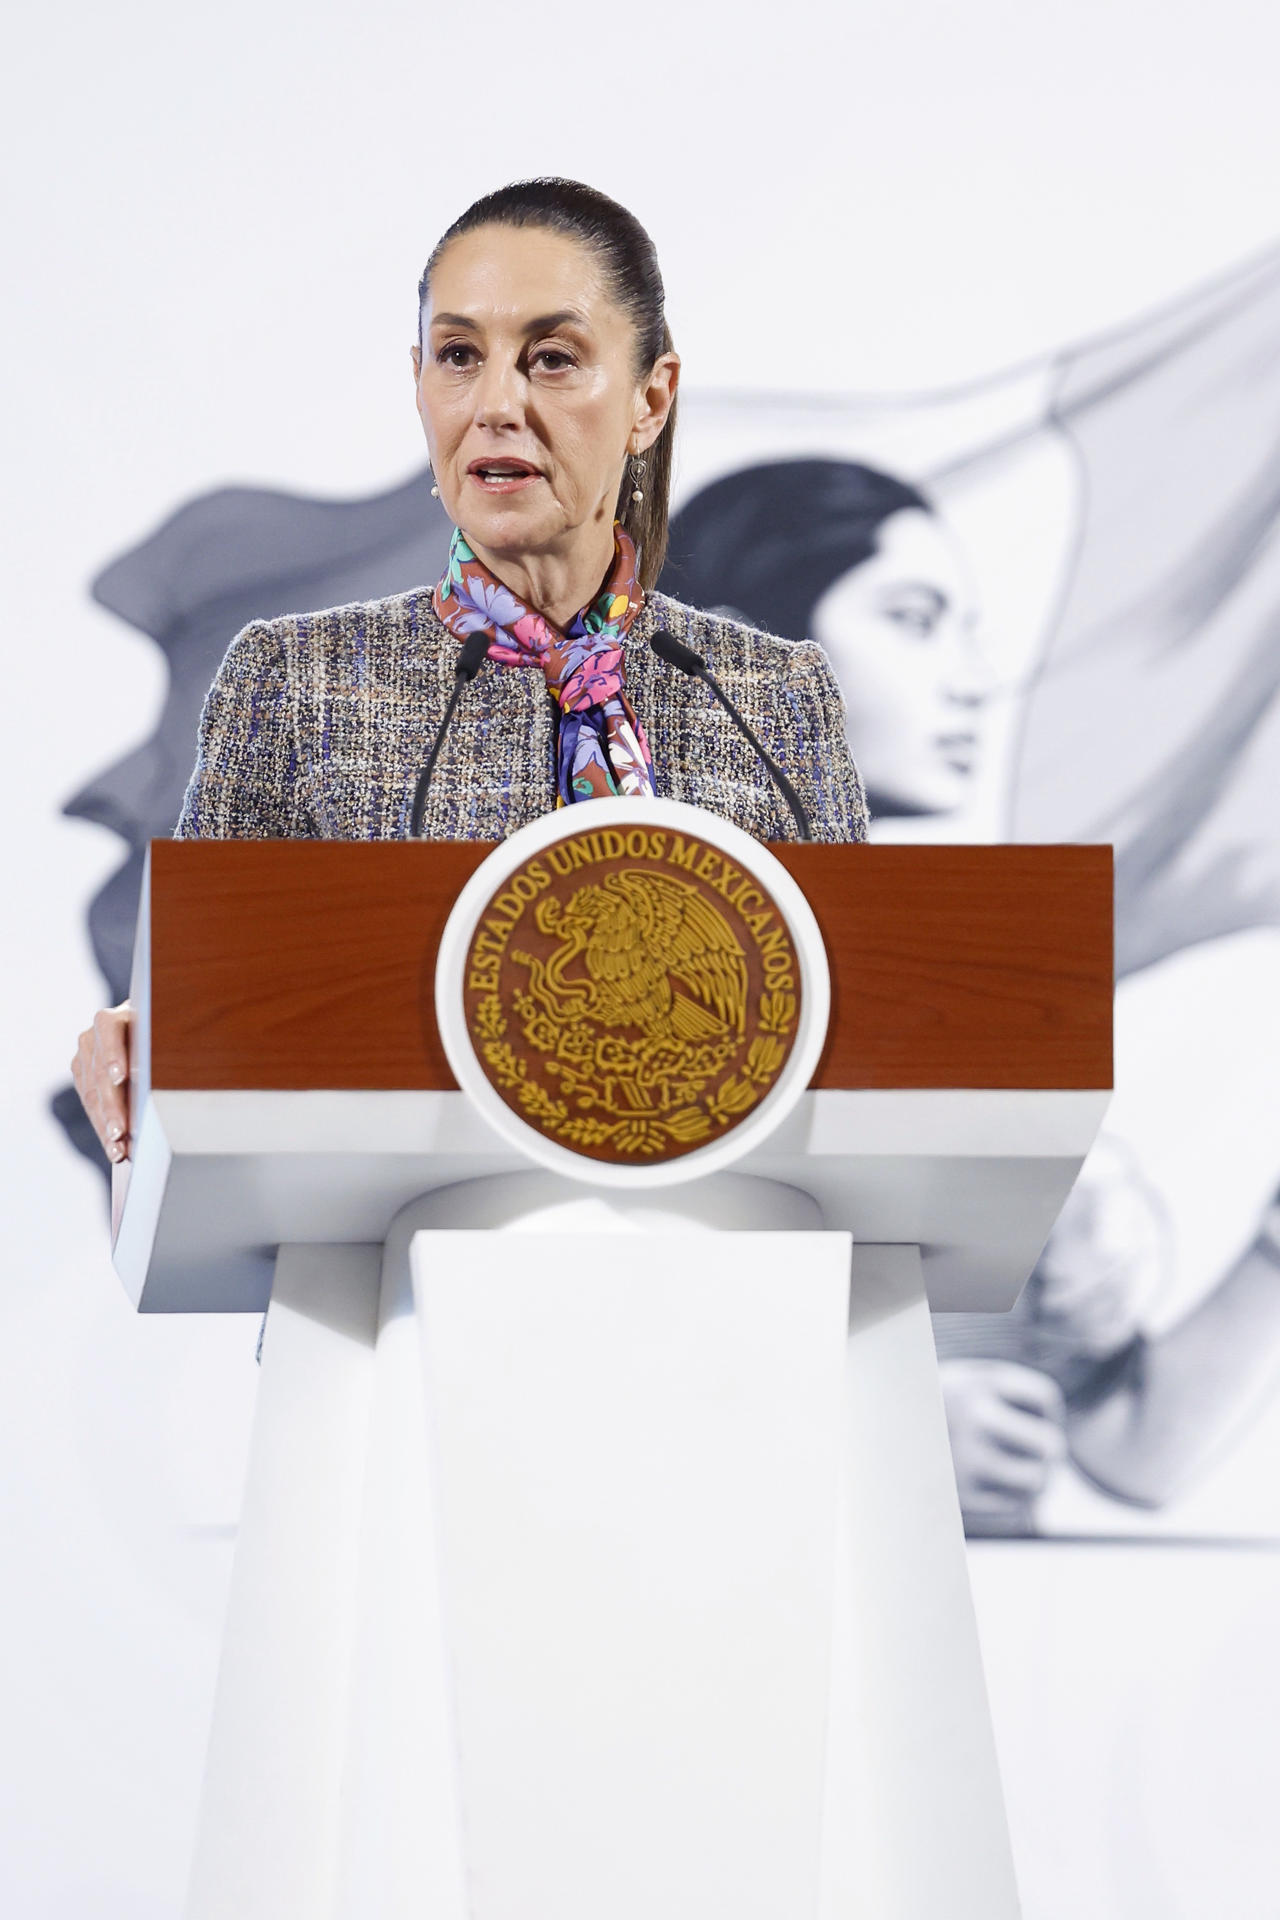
xmin=5 ymin=1 xmax=1280 ymax=1912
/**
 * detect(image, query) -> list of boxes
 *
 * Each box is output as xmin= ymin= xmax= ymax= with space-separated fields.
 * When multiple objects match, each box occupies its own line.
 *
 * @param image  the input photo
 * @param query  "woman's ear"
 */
xmin=632 ymin=351 xmax=680 ymax=453
xmin=410 ymin=343 xmax=422 ymax=381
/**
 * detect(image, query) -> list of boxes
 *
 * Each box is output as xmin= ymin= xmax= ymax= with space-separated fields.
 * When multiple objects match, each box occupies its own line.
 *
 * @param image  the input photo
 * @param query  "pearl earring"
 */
xmin=430 ymin=472 xmax=440 ymax=499
xmin=630 ymin=455 xmax=646 ymax=505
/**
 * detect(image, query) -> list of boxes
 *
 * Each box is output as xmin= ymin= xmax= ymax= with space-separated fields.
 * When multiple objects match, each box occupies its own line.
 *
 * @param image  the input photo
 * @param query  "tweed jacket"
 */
xmin=174 ymin=584 xmax=869 ymax=845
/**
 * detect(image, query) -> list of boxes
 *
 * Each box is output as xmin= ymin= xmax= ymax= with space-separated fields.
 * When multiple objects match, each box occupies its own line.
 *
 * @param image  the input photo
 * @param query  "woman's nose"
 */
xmin=473 ymin=354 xmax=524 ymax=429
xmin=944 ymin=627 xmax=997 ymax=705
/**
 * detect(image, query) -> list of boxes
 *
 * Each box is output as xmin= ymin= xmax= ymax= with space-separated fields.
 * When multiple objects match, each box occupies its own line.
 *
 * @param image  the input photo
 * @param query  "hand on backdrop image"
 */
xmin=1032 ymin=1134 xmax=1169 ymax=1359
xmin=940 ymin=1149 xmax=1280 ymax=1527
xmin=935 ymin=1133 xmax=1173 ymax=1534
xmin=940 ymin=1359 xmax=1067 ymax=1535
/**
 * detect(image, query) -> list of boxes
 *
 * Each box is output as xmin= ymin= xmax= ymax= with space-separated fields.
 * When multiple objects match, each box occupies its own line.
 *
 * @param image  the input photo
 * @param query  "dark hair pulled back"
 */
xmin=661 ymin=459 xmax=932 ymax=639
xmin=419 ymin=178 xmax=677 ymax=588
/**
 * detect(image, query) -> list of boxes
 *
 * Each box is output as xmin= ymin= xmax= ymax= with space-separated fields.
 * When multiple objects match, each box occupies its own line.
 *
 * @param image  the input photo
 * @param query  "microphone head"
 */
xmin=650 ymin=628 xmax=706 ymax=677
xmin=456 ymin=630 xmax=491 ymax=681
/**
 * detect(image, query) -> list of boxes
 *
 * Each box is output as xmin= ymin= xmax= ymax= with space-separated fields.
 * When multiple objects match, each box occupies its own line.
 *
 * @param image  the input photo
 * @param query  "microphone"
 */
xmin=410 ymin=629 xmax=491 ymax=836
xmin=649 ymin=629 xmax=812 ymax=841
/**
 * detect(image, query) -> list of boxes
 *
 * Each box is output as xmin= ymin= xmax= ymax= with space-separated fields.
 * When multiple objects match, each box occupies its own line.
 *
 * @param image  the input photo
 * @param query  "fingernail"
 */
xmin=107 ymin=1062 xmax=127 ymax=1085
xmin=108 ymin=1141 xmax=124 ymax=1162
xmin=105 ymin=1121 xmax=123 ymax=1142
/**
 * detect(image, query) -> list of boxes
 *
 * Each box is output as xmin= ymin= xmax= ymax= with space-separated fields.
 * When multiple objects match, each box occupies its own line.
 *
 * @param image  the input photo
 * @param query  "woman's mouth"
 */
xmin=936 ymin=730 xmax=978 ymax=774
xmin=467 ymin=459 xmax=542 ymax=494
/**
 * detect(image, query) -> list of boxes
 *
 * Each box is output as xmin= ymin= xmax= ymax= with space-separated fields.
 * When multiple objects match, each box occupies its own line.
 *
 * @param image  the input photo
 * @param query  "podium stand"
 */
xmin=113 ymin=827 xmax=1112 ymax=1920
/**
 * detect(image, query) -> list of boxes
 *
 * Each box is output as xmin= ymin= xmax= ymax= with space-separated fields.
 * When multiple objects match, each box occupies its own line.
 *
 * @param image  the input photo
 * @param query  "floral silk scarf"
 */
xmin=432 ymin=523 xmax=655 ymax=805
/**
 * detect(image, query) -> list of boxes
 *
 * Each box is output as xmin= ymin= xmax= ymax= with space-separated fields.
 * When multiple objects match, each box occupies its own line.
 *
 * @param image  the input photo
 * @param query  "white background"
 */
xmin=5 ymin=2 xmax=1280 ymax=1912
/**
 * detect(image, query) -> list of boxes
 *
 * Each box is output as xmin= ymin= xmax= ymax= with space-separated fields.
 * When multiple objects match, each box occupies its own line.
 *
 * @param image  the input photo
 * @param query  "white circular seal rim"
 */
xmin=434 ymin=796 xmax=831 ymax=1188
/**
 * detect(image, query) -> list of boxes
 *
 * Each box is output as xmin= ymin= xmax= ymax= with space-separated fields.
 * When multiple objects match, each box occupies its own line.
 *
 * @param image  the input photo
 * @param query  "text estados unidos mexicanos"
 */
xmin=465 ymin=831 xmax=796 ymax=992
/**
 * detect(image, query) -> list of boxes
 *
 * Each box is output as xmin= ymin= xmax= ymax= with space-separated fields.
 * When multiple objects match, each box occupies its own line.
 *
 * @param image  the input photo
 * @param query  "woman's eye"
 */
xmin=532 ymin=347 xmax=575 ymax=371
xmin=435 ymin=342 xmax=476 ymax=368
xmin=885 ymin=606 xmax=938 ymax=637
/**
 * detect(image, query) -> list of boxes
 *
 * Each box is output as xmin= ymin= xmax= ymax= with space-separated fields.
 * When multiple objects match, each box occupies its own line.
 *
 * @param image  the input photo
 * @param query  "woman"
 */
xmin=71 ymin=177 xmax=869 ymax=1163
xmin=662 ymin=458 xmax=992 ymax=817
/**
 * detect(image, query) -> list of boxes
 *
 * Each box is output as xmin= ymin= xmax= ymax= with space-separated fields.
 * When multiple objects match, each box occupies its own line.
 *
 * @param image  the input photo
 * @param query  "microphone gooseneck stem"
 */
xmin=648 ymin=629 xmax=812 ymax=841
xmin=701 ymin=669 xmax=812 ymax=842
xmin=410 ymin=677 xmax=468 ymax=836
xmin=410 ymin=631 xmax=491 ymax=836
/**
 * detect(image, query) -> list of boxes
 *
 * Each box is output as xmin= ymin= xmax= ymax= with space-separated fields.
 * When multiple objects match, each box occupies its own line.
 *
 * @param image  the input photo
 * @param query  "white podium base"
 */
xmin=185 ymin=1176 xmax=1020 ymax=1920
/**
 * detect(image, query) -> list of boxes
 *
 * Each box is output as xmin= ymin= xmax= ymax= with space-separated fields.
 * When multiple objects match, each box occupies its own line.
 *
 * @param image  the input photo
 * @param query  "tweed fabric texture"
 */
xmin=174 ymin=585 xmax=870 ymax=845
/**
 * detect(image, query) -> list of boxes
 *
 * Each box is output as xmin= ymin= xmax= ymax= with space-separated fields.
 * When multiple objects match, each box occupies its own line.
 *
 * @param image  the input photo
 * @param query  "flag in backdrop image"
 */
xmin=64 ymin=242 xmax=1280 ymax=1541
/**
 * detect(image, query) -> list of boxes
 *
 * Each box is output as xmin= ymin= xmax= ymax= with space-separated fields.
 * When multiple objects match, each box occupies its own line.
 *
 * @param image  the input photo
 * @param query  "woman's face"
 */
xmin=810 ymin=506 xmax=992 ymax=815
xmin=411 ymin=223 xmax=676 ymax=570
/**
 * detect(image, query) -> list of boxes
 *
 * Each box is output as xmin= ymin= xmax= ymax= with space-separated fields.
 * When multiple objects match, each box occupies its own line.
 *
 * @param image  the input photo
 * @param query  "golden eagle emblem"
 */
xmin=519 ymin=869 xmax=748 ymax=1048
xmin=464 ymin=844 xmax=801 ymax=1166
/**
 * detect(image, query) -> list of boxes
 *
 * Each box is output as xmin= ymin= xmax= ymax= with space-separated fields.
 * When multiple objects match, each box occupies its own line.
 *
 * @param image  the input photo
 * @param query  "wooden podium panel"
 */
xmin=117 ymin=840 xmax=1112 ymax=1316
xmin=144 ymin=840 xmax=1112 ymax=1093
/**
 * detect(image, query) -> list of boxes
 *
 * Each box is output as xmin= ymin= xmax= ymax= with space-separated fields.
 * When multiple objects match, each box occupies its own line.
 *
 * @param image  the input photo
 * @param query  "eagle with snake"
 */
xmin=517 ymin=868 xmax=749 ymax=1048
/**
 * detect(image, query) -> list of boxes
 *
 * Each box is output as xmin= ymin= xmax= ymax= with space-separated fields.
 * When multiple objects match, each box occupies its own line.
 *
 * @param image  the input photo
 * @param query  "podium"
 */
xmin=113 ymin=810 xmax=1112 ymax=1920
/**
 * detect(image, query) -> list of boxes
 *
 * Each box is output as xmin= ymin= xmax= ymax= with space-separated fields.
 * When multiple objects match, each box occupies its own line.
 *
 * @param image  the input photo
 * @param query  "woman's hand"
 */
xmin=1034 ymin=1134 xmax=1171 ymax=1356
xmin=71 ymin=1000 xmax=134 ymax=1162
xmin=940 ymin=1358 xmax=1067 ymax=1531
